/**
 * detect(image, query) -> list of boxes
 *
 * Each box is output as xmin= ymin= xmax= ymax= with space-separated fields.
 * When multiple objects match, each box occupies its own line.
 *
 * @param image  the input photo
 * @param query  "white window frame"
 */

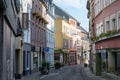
xmin=104 ymin=0 xmax=110 ymax=8
xmin=100 ymin=0 xmax=103 ymax=11
xmin=110 ymin=0 xmax=116 ymax=4
xmin=98 ymin=0 xmax=100 ymax=13
xmin=117 ymin=11 xmax=120 ymax=30
xmin=99 ymin=22 xmax=103 ymax=34
xmin=105 ymin=17 xmax=110 ymax=32
xmin=110 ymin=14 xmax=116 ymax=30
xmin=96 ymin=24 xmax=98 ymax=36
xmin=95 ymin=0 xmax=98 ymax=16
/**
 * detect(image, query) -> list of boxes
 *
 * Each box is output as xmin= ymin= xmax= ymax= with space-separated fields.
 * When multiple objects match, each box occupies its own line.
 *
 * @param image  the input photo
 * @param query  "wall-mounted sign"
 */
xmin=44 ymin=47 xmax=49 ymax=52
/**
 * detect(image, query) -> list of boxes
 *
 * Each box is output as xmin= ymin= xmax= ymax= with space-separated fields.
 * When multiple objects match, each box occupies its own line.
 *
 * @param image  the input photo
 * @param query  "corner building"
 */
xmin=89 ymin=0 xmax=120 ymax=75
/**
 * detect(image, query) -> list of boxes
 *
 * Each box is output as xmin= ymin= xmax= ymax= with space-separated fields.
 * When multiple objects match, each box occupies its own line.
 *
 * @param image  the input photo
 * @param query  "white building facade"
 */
xmin=21 ymin=0 xmax=32 ymax=76
xmin=45 ymin=0 xmax=55 ymax=67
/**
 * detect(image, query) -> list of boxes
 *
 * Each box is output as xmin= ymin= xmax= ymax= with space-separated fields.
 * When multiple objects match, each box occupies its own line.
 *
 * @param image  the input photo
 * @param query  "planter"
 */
xmin=40 ymin=61 xmax=50 ymax=75
xmin=40 ymin=66 xmax=49 ymax=75
xmin=54 ymin=62 xmax=61 ymax=69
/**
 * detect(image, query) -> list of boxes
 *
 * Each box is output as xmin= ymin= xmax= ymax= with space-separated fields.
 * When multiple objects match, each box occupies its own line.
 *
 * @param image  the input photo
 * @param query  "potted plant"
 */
xmin=54 ymin=62 xmax=61 ymax=69
xmin=40 ymin=61 xmax=50 ymax=75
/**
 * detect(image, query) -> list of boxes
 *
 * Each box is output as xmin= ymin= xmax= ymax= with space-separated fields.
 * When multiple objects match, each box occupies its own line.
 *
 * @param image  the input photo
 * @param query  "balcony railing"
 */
xmin=91 ymin=29 xmax=120 ymax=42
xmin=32 ymin=11 xmax=48 ymax=24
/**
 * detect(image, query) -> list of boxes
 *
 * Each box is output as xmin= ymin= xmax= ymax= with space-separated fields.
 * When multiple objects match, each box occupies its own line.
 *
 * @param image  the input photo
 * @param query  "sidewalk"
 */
xmin=102 ymin=72 xmax=120 ymax=80
xmin=16 ymin=68 xmax=55 ymax=80
xmin=82 ymin=65 xmax=120 ymax=80
xmin=82 ymin=67 xmax=107 ymax=80
xmin=16 ymin=72 xmax=41 ymax=80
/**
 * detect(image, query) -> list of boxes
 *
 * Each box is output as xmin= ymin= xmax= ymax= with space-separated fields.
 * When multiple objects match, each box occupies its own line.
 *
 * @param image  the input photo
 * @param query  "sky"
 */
xmin=53 ymin=0 xmax=89 ymax=32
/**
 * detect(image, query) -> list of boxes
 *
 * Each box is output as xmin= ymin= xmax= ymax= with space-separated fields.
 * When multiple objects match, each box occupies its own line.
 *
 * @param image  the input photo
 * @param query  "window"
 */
xmin=94 ymin=0 xmax=102 ymax=16
xmin=112 ymin=18 xmax=116 ymax=30
xmin=100 ymin=0 xmax=103 ymax=11
xmin=118 ymin=15 xmax=120 ymax=29
xmin=96 ymin=22 xmax=103 ymax=35
xmin=96 ymin=24 xmax=98 ymax=36
xmin=63 ymin=39 xmax=68 ymax=48
xmin=67 ymin=28 xmax=69 ymax=34
xmin=98 ymin=0 xmax=100 ymax=13
xmin=110 ymin=0 xmax=116 ymax=3
xmin=94 ymin=0 xmax=97 ymax=16
xmin=101 ymin=25 xmax=103 ymax=33
xmin=104 ymin=0 xmax=109 ymax=7
xmin=117 ymin=11 xmax=120 ymax=30
xmin=64 ymin=26 xmax=65 ymax=33
xmin=64 ymin=26 xmax=67 ymax=33
xmin=106 ymin=21 xmax=110 ymax=31
xmin=70 ymin=29 xmax=72 ymax=35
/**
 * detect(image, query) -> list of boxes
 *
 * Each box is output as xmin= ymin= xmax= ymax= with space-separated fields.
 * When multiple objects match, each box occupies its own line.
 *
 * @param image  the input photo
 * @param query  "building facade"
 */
xmin=54 ymin=18 xmax=70 ymax=64
xmin=88 ymin=0 xmax=120 ymax=76
xmin=0 ymin=0 xmax=22 ymax=80
xmin=80 ymin=27 xmax=89 ymax=66
xmin=87 ymin=0 xmax=96 ymax=73
xmin=68 ymin=18 xmax=79 ymax=65
xmin=45 ymin=0 xmax=55 ymax=67
xmin=31 ymin=0 xmax=47 ymax=72
xmin=21 ymin=0 xmax=32 ymax=76
xmin=54 ymin=5 xmax=86 ymax=65
xmin=76 ymin=27 xmax=82 ymax=64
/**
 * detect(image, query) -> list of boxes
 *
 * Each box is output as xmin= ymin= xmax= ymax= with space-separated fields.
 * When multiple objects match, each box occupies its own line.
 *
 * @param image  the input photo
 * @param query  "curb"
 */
xmin=102 ymin=72 xmax=120 ymax=80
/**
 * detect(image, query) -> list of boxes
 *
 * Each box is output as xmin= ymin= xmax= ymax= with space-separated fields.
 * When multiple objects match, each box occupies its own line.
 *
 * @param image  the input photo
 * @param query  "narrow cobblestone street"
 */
xmin=18 ymin=65 xmax=106 ymax=80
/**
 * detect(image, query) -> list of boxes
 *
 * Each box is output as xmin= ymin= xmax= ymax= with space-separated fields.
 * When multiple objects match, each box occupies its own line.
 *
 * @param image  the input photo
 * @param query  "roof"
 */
xmin=54 ymin=4 xmax=88 ymax=34
xmin=44 ymin=0 xmax=53 ymax=4
xmin=54 ymin=4 xmax=78 ymax=23
xmin=80 ymin=26 xmax=88 ymax=33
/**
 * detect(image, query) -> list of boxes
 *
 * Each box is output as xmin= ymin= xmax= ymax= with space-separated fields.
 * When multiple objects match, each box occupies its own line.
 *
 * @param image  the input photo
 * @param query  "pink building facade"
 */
xmin=89 ymin=0 xmax=120 ymax=76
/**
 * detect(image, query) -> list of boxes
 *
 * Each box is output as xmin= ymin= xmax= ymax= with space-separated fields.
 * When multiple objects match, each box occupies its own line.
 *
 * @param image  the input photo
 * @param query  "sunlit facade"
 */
xmin=88 ymin=0 xmax=120 ymax=76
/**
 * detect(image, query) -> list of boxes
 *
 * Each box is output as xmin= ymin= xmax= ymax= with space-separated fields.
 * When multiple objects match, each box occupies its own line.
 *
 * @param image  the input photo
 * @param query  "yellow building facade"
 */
xmin=55 ymin=19 xmax=70 ymax=49
xmin=54 ymin=18 xmax=79 ymax=65
xmin=54 ymin=18 xmax=71 ymax=64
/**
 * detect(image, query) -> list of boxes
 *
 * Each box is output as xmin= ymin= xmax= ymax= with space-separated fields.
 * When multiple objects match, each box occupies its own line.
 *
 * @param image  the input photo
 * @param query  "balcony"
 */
xmin=32 ymin=11 xmax=48 ymax=24
xmin=91 ymin=29 xmax=120 ymax=42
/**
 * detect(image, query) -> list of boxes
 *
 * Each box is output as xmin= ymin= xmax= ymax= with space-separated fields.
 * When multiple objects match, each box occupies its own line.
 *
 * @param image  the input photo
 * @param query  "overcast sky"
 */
xmin=53 ymin=0 xmax=89 ymax=32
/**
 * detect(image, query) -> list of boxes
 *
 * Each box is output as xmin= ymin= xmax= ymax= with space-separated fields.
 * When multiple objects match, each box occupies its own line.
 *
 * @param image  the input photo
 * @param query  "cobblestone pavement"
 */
xmin=16 ymin=65 xmax=107 ymax=80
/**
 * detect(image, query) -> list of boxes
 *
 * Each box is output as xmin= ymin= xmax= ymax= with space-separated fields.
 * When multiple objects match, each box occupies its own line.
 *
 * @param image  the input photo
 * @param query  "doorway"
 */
xmin=96 ymin=53 xmax=102 ymax=75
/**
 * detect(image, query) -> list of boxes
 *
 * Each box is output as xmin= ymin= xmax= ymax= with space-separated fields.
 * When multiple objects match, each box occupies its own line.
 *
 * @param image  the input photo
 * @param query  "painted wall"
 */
xmin=21 ymin=0 xmax=32 ymax=43
xmin=46 ymin=9 xmax=55 ymax=66
xmin=54 ymin=19 xmax=63 ymax=49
